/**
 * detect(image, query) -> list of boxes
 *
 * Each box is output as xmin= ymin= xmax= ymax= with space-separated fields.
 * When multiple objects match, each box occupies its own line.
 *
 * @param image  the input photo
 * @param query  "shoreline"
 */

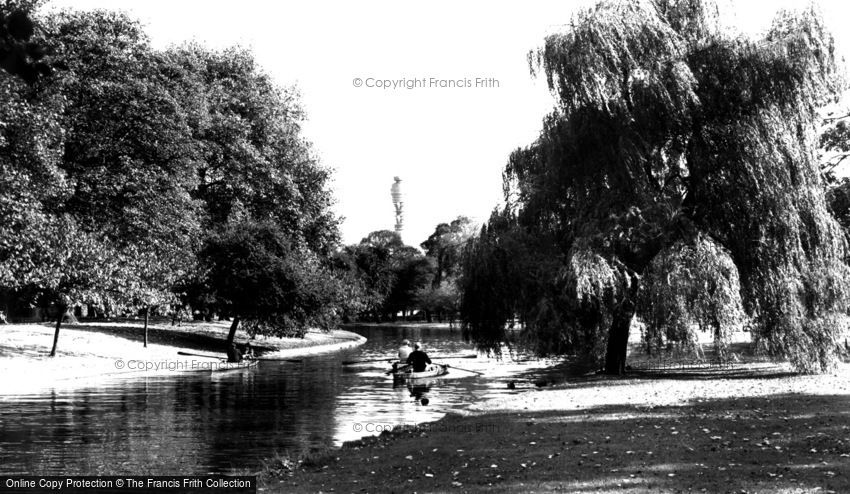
xmin=273 ymin=361 xmax=850 ymax=493
xmin=343 ymin=321 xmax=460 ymax=331
xmin=0 ymin=321 xmax=366 ymax=396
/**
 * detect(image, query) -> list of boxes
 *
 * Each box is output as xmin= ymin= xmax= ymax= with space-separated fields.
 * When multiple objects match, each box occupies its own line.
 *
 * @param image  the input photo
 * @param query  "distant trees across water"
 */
xmin=334 ymin=216 xmax=476 ymax=324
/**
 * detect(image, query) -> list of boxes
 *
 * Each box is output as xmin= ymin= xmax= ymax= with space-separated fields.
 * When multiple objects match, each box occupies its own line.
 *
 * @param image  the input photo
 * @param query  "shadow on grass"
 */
xmin=623 ymin=366 xmax=799 ymax=381
xmin=499 ymin=339 xmax=795 ymax=390
xmin=501 ymin=364 xmax=800 ymax=396
xmin=56 ymin=322 xmax=277 ymax=354
xmin=281 ymin=392 xmax=850 ymax=493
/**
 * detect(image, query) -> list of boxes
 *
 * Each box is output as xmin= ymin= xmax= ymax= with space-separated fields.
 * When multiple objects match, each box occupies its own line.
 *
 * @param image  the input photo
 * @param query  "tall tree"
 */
xmin=0 ymin=7 xmax=350 ymax=354
xmin=0 ymin=9 xmax=119 ymax=353
xmin=418 ymin=216 xmax=476 ymax=322
xmin=462 ymin=0 xmax=849 ymax=373
xmin=162 ymin=44 xmax=344 ymax=338
xmin=383 ymin=245 xmax=431 ymax=320
xmin=421 ymin=216 xmax=475 ymax=288
xmin=39 ymin=10 xmax=201 ymax=347
xmin=199 ymin=221 xmax=345 ymax=346
xmin=345 ymin=230 xmax=404 ymax=321
xmin=0 ymin=65 xmax=66 ymax=292
xmin=162 ymin=44 xmax=339 ymax=254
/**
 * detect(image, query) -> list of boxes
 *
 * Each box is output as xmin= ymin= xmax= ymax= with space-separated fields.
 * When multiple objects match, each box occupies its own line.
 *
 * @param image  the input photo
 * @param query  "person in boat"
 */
xmin=393 ymin=339 xmax=413 ymax=372
xmin=226 ymin=343 xmax=243 ymax=363
xmin=405 ymin=342 xmax=432 ymax=372
xmin=398 ymin=339 xmax=412 ymax=361
xmin=243 ymin=342 xmax=255 ymax=360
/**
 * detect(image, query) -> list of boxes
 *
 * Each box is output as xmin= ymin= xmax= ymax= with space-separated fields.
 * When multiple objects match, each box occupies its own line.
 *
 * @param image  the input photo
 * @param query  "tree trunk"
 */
xmin=603 ymin=272 xmax=641 ymax=375
xmin=603 ymin=307 xmax=633 ymax=374
xmin=225 ymin=316 xmax=240 ymax=348
xmin=0 ymin=288 xmax=10 ymax=324
xmin=49 ymin=304 xmax=67 ymax=357
xmin=143 ymin=306 xmax=150 ymax=348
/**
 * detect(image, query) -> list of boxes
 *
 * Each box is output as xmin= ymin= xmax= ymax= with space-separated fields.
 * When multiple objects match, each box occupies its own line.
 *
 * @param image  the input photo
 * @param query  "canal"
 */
xmin=0 ymin=325 xmax=566 ymax=475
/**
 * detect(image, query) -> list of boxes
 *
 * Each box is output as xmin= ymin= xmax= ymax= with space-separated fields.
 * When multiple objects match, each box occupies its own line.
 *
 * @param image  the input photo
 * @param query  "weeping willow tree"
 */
xmin=460 ymin=0 xmax=850 ymax=374
xmin=640 ymin=235 xmax=745 ymax=360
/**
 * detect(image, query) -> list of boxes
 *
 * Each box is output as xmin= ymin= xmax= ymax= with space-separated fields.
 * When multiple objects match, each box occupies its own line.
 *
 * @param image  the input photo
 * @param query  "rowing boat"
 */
xmin=391 ymin=363 xmax=449 ymax=381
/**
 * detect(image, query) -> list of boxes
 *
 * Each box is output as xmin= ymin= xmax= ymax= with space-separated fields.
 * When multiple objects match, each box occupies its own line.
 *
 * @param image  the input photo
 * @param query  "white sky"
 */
xmin=45 ymin=0 xmax=850 ymax=247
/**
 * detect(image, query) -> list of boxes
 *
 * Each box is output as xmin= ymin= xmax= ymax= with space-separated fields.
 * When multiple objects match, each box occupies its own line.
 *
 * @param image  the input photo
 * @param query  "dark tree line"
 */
xmin=0 ymin=5 xmax=346 ymax=353
xmin=460 ymin=0 xmax=850 ymax=374
xmin=334 ymin=217 xmax=474 ymax=323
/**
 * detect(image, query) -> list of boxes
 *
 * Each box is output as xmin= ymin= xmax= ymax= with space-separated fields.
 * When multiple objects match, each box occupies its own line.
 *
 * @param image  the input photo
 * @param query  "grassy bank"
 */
xmin=269 ymin=362 xmax=850 ymax=493
xmin=0 ymin=321 xmax=365 ymax=395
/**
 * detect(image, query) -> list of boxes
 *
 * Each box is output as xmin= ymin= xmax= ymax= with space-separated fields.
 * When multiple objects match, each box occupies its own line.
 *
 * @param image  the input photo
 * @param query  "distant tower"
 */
xmin=391 ymin=176 xmax=404 ymax=237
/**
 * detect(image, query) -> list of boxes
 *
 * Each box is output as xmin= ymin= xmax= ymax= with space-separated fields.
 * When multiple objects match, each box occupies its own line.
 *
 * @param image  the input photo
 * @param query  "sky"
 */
xmin=45 ymin=0 xmax=850 ymax=247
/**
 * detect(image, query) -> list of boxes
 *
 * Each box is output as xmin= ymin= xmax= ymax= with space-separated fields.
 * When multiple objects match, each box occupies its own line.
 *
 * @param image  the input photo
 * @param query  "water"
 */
xmin=0 ymin=325 xmax=567 ymax=475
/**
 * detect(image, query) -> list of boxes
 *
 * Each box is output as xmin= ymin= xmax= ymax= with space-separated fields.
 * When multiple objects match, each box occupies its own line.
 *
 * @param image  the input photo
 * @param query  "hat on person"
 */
xmin=414 ymin=342 xmax=422 ymax=350
xmin=402 ymin=339 xmax=411 ymax=346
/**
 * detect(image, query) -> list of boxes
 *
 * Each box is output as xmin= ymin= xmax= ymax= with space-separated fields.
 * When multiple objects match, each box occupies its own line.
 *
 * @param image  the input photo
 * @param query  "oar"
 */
xmin=343 ymin=354 xmax=478 ymax=366
xmin=255 ymin=357 xmax=302 ymax=363
xmin=432 ymin=354 xmax=478 ymax=360
xmin=446 ymin=364 xmax=485 ymax=376
xmin=179 ymin=351 xmax=222 ymax=359
xmin=385 ymin=364 xmax=410 ymax=375
xmin=342 ymin=357 xmax=397 ymax=365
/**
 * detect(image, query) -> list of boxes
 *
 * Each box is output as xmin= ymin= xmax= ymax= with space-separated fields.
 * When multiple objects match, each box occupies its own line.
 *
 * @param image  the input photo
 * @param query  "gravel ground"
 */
xmin=275 ymin=361 xmax=850 ymax=494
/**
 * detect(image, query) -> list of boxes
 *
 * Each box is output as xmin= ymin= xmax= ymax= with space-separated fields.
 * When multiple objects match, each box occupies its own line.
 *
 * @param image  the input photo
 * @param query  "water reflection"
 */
xmin=0 ymin=325 xmax=565 ymax=474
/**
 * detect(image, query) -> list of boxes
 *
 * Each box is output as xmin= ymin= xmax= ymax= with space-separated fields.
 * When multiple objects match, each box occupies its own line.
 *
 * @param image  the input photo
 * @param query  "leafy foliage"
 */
xmin=199 ymin=222 xmax=345 ymax=338
xmin=820 ymin=113 xmax=850 ymax=182
xmin=420 ymin=216 xmax=475 ymax=288
xmin=162 ymin=44 xmax=339 ymax=252
xmin=415 ymin=280 xmax=460 ymax=322
xmin=826 ymin=177 xmax=850 ymax=237
xmin=639 ymin=235 xmax=745 ymax=359
xmin=0 ymin=1 xmax=52 ymax=83
xmin=0 ymin=7 xmax=349 ymax=352
xmin=336 ymin=230 xmax=432 ymax=321
xmin=43 ymin=10 xmax=202 ymax=312
xmin=0 ymin=68 xmax=66 ymax=288
xmin=462 ymin=0 xmax=849 ymax=373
